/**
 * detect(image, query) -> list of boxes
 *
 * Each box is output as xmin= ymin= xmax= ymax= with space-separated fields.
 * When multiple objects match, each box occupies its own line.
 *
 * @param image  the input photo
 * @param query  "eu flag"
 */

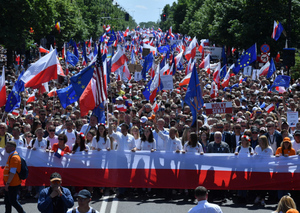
xmin=271 ymin=75 xmax=291 ymax=89
xmin=266 ymin=58 xmax=276 ymax=79
xmin=92 ymin=102 xmax=106 ymax=123
xmin=184 ymin=65 xmax=204 ymax=126
xmin=70 ymin=62 xmax=95 ymax=97
xmin=107 ymin=30 xmax=116 ymax=46
xmin=66 ymin=51 xmax=79 ymax=67
xmin=141 ymin=52 xmax=153 ymax=80
xmin=220 ymin=65 xmax=227 ymax=80
xmin=57 ymin=84 xmax=78 ymax=109
xmin=5 ymin=71 xmax=25 ymax=113
xmin=232 ymin=44 xmax=257 ymax=75
xmin=158 ymin=45 xmax=170 ymax=54
xmin=142 ymin=79 xmax=153 ymax=100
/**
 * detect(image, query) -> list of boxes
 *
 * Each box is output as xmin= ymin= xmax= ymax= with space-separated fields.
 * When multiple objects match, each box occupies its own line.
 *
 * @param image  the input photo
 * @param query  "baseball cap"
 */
xmin=77 ymin=189 xmax=91 ymax=199
xmin=116 ymin=96 xmax=123 ymax=101
xmin=50 ymin=172 xmax=62 ymax=182
xmin=140 ymin=116 xmax=148 ymax=124
xmin=283 ymin=137 xmax=291 ymax=143
xmin=294 ymin=130 xmax=300 ymax=136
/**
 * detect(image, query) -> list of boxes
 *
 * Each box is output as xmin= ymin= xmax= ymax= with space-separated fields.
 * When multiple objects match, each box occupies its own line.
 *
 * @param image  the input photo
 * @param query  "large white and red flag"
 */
xmin=111 ymin=49 xmax=128 ymax=72
xmin=2 ymin=147 xmax=300 ymax=190
xmin=185 ymin=37 xmax=197 ymax=61
xmin=0 ymin=66 xmax=6 ymax=107
xmin=199 ymin=54 xmax=210 ymax=74
xmin=21 ymin=49 xmax=58 ymax=88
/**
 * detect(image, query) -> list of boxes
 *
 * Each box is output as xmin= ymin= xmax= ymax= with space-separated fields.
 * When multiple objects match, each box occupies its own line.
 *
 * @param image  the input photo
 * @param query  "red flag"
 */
xmin=0 ymin=67 xmax=6 ymax=107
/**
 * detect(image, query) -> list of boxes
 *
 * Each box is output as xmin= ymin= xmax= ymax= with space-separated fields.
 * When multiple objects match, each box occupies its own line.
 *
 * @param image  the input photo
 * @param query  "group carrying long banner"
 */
xmin=1 ymin=147 xmax=299 ymax=190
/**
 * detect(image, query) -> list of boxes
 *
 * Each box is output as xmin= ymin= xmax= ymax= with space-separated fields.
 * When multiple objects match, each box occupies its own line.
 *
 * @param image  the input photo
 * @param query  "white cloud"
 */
xmin=135 ymin=5 xmax=147 ymax=9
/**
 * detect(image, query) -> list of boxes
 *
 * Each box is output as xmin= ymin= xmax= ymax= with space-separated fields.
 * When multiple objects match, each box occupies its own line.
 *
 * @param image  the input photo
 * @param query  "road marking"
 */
xmin=110 ymin=196 xmax=118 ymax=213
xmin=99 ymin=195 xmax=110 ymax=213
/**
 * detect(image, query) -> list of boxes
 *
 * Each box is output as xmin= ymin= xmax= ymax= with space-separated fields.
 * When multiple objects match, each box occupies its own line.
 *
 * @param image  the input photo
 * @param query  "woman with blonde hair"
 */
xmin=131 ymin=126 xmax=141 ymax=150
xmin=255 ymin=135 xmax=273 ymax=155
xmin=181 ymin=126 xmax=191 ymax=147
xmin=272 ymin=195 xmax=297 ymax=213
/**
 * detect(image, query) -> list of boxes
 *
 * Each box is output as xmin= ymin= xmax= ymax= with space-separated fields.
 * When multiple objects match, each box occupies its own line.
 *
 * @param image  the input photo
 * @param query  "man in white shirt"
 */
xmin=188 ymin=186 xmax=223 ymax=213
xmin=109 ymin=123 xmax=136 ymax=151
xmin=62 ymin=120 xmax=78 ymax=150
xmin=12 ymin=127 xmax=25 ymax=148
xmin=292 ymin=130 xmax=300 ymax=152
xmin=80 ymin=115 xmax=98 ymax=136
xmin=152 ymin=118 xmax=169 ymax=151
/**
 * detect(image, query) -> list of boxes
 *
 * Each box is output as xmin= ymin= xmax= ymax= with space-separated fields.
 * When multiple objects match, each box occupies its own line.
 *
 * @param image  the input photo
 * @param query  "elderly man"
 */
xmin=38 ymin=172 xmax=74 ymax=213
xmin=207 ymin=131 xmax=230 ymax=153
xmin=188 ymin=186 xmax=223 ymax=213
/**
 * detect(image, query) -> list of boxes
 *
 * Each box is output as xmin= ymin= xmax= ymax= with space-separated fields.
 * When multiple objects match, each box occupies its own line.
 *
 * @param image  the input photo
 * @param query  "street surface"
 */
xmin=0 ymin=189 xmax=281 ymax=213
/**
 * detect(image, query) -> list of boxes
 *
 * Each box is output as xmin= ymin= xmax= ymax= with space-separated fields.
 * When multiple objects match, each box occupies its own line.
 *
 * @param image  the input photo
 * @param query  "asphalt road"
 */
xmin=0 ymin=189 xmax=283 ymax=213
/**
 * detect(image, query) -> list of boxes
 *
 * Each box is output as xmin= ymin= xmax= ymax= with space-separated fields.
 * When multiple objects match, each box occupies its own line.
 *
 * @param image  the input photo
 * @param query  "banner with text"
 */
xmin=205 ymin=102 xmax=232 ymax=115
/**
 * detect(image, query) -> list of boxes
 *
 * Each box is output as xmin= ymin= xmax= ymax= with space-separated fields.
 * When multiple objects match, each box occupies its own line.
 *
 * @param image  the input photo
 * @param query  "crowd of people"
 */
xmin=1 ymin=38 xmax=300 ymax=213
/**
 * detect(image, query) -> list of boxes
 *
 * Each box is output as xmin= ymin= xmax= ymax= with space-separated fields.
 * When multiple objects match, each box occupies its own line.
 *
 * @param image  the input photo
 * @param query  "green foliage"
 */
xmin=0 ymin=0 xmax=136 ymax=65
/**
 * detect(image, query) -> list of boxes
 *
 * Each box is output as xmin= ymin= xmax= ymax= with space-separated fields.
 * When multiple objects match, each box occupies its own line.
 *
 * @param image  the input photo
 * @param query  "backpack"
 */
xmin=9 ymin=152 xmax=29 ymax=180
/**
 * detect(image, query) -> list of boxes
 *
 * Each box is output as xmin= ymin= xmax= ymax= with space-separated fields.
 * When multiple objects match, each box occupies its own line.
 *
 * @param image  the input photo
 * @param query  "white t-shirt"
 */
xmin=64 ymin=130 xmax=77 ymax=150
xmin=139 ymin=140 xmax=156 ymax=150
xmin=71 ymin=143 xmax=90 ymax=153
xmin=158 ymin=131 xmax=182 ymax=151
xmin=254 ymin=146 xmax=274 ymax=155
xmin=235 ymin=146 xmax=254 ymax=154
xmin=13 ymin=138 xmax=26 ymax=148
xmin=46 ymin=135 xmax=58 ymax=148
xmin=292 ymin=140 xmax=300 ymax=152
xmin=91 ymin=136 xmax=110 ymax=150
xmin=110 ymin=132 xmax=136 ymax=151
xmin=134 ymin=138 xmax=141 ymax=150
xmin=67 ymin=207 xmax=99 ymax=213
xmin=184 ymin=142 xmax=203 ymax=153
xmin=29 ymin=138 xmax=48 ymax=150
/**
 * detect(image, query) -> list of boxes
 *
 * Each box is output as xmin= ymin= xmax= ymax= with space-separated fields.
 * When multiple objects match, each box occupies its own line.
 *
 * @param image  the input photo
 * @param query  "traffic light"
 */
xmin=125 ymin=13 xmax=129 ymax=21
xmin=162 ymin=13 xmax=167 ymax=22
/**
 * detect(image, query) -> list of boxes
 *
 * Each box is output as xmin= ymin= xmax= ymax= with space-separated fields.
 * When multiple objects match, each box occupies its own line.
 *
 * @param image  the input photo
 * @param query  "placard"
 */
xmin=205 ymin=102 xmax=232 ymax=114
xmin=287 ymin=111 xmax=298 ymax=127
xmin=134 ymin=71 xmax=142 ymax=82
xmin=243 ymin=66 xmax=252 ymax=76
xmin=195 ymin=46 xmax=222 ymax=60
xmin=142 ymin=48 xmax=150 ymax=57
xmin=160 ymin=75 xmax=173 ymax=90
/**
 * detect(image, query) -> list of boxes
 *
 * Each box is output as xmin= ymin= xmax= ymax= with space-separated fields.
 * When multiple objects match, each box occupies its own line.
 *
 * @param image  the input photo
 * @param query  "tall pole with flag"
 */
xmin=184 ymin=64 xmax=204 ymax=132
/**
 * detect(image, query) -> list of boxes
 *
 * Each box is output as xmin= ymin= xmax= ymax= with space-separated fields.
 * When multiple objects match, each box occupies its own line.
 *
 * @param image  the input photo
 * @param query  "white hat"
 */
xmin=116 ymin=96 xmax=123 ymax=101
xmin=140 ymin=116 xmax=148 ymax=123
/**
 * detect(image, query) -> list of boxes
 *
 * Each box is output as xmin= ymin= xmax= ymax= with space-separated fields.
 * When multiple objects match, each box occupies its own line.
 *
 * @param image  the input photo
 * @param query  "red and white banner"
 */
xmin=205 ymin=102 xmax=232 ymax=114
xmin=0 ymin=147 xmax=299 ymax=190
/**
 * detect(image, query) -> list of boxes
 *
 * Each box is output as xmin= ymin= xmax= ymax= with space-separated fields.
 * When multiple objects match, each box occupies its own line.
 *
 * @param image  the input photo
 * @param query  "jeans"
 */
xmin=4 ymin=185 xmax=26 ymax=213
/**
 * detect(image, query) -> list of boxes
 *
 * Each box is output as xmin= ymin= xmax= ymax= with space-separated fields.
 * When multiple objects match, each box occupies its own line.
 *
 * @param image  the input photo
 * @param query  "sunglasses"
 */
xmin=49 ymin=130 xmax=55 ymax=132
xmin=27 ymin=135 xmax=33 ymax=138
xmin=58 ymin=138 xmax=64 ymax=140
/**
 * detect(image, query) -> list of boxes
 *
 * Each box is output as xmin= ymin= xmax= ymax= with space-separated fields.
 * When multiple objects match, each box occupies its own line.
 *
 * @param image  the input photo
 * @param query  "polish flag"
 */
xmin=169 ymin=26 xmax=174 ymax=38
xmin=198 ymin=39 xmax=205 ymax=54
xmin=124 ymin=27 xmax=129 ymax=37
xmin=26 ymin=92 xmax=36 ymax=103
xmin=199 ymin=54 xmax=210 ymax=74
xmin=160 ymin=63 xmax=170 ymax=76
xmin=0 ymin=66 xmax=6 ymax=107
xmin=115 ymin=104 xmax=127 ymax=112
xmin=106 ymin=25 xmax=111 ymax=33
xmin=210 ymin=81 xmax=218 ymax=98
xmin=12 ymin=110 xmax=19 ymax=116
xmin=179 ymin=72 xmax=192 ymax=86
xmin=62 ymin=43 xmax=66 ymax=60
xmin=185 ymin=37 xmax=197 ymax=61
xmin=185 ymin=59 xmax=193 ymax=75
xmin=265 ymin=103 xmax=275 ymax=113
xmin=150 ymin=65 xmax=160 ymax=92
xmin=213 ymin=62 xmax=221 ymax=86
xmin=122 ymin=61 xmax=131 ymax=82
xmin=57 ymin=57 xmax=65 ymax=76
xmin=23 ymin=107 xmax=28 ymax=115
xmin=111 ymin=49 xmax=128 ymax=72
xmin=276 ymin=86 xmax=286 ymax=94
xmin=21 ymin=49 xmax=58 ymax=88
xmin=152 ymin=101 xmax=161 ymax=113
xmin=48 ymin=88 xmax=57 ymax=97
xmin=221 ymin=70 xmax=231 ymax=88
xmin=174 ymin=51 xmax=184 ymax=67
xmin=39 ymin=46 xmax=49 ymax=54
xmin=258 ymin=61 xmax=270 ymax=76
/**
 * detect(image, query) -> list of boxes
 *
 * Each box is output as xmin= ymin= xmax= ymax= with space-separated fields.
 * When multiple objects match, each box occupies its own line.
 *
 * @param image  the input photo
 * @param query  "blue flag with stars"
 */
xmin=232 ymin=44 xmax=257 ymax=75
xmin=70 ymin=62 xmax=95 ymax=98
xmin=66 ymin=51 xmax=79 ymax=67
xmin=184 ymin=65 xmax=204 ymax=126
xmin=57 ymin=84 xmax=78 ymax=109
xmin=141 ymin=52 xmax=154 ymax=80
xmin=142 ymin=79 xmax=153 ymax=100
xmin=92 ymin=102 xmax=106 ymax=124
xmin=271 ymin=75 xmax=291 ymax=89
xmin=5 ymin=71 xmax=25 ymax=113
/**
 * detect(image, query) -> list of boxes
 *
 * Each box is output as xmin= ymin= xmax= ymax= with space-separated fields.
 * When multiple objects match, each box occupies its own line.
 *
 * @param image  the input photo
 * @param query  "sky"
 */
xmin=114 ymin=0 xmax=177 ymax=24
